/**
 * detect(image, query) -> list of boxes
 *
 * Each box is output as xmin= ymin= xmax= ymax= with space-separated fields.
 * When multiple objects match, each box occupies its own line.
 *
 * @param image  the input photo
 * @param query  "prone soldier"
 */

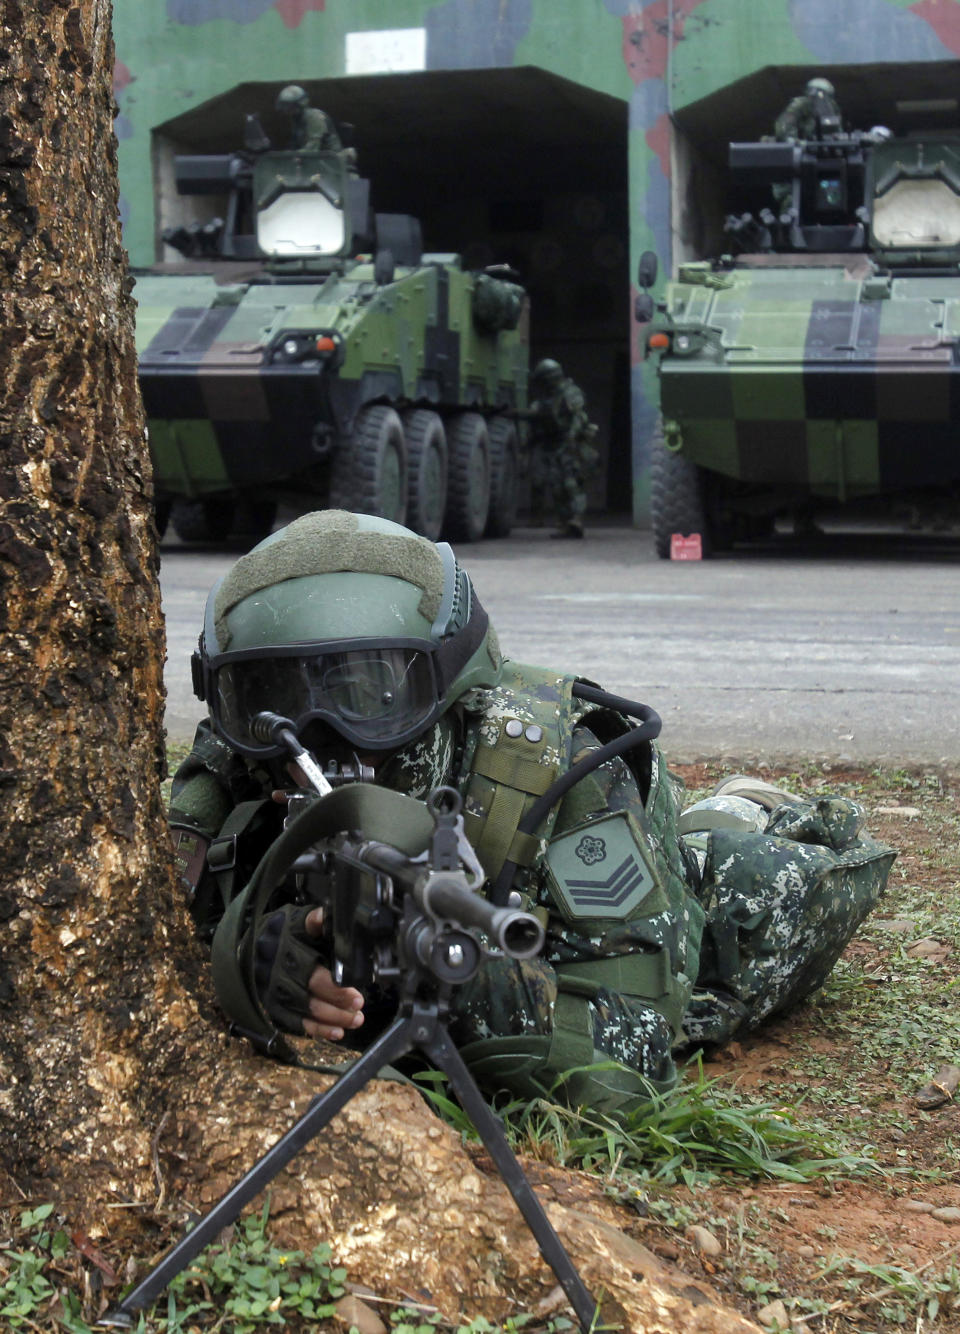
xmin=169 ymin=509 xmax=895 ymax=1114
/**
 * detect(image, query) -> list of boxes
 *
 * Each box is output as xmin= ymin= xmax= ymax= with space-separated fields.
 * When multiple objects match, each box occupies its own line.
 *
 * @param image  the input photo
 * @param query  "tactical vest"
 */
xmin=200 ymin=663 xmax=696 ymax=1111
xmin=456 ymin=661 xmax=585 ymax=889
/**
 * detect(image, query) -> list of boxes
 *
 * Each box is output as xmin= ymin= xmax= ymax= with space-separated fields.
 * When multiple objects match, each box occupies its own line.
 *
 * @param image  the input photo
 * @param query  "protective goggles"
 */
xmin=195 ymin=637 xmax=445 ymax=755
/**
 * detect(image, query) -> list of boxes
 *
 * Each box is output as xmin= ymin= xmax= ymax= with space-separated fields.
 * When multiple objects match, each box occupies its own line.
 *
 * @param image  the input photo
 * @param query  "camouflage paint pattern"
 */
xmin=114 ymin=0 xmax=960 ymax=520
xmin=642 ymin=124 xmax=960 ymax=517
xmin=655 ymin=257 xmax=960 ymax=500
xmin=136 ymin=257 xmax=529 ymax=500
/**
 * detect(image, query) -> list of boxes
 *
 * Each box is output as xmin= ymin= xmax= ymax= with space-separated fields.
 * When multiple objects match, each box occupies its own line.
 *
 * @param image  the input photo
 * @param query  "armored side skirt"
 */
xmin=661 ymin=363 xmax=960 ymax=497
xmin=141 ymin=364 xmax=329 ymax=495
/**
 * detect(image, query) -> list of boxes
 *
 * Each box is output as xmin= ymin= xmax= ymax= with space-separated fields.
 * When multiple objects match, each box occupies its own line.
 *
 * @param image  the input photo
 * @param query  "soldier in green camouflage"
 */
xmin=526 ymin=359 xmax=600 ymax=539
xmin=169 ymin=510 xmax=894 ymax=1115
xmin=275 ymin=84 xmax=355 ymax=166
xmin=775 ymin=77 xmax=843 ymax=142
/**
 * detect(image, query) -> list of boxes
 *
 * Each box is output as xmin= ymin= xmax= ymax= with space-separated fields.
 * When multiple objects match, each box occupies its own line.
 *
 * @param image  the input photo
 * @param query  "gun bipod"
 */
xmin=100 ymin=997 xmax=599 ymax=1332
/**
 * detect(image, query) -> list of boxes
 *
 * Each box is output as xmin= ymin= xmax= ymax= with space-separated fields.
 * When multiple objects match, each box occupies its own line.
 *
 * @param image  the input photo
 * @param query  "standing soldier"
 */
xmin=527 ymin=358 xmax=600 ymax=539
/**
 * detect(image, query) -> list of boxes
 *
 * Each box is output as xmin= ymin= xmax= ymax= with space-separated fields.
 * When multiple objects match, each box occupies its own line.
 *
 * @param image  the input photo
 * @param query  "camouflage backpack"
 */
xmin=678 ymin=778 xmax=896 ymax=1045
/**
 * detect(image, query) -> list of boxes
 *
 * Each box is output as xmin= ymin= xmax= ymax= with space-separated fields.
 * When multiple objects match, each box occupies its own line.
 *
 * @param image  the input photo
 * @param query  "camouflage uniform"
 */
xmin=289 ymin=106 xmax=343 ymax=154
xmin=275 ymin=84 xmax=350 ymax=162
xmin=775 ymin=81 xmax=842 ymax=142
xmin=170 ymin=670 xmax=894 ymax=1115
xmin=679 ymin=789 xmax=893 ymax=1045
xmin=527 ymin=370 xmax=599 ymax=537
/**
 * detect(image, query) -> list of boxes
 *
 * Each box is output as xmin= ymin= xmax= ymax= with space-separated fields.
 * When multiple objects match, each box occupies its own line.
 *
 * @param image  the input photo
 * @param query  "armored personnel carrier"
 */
xmin=135 ymin=125 xmax=528 ymax=543
xmin=638 ymin=123 xmax=960 ymax=555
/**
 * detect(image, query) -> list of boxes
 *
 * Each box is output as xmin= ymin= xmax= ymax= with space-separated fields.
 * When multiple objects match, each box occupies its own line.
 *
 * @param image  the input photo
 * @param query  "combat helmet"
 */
xmin=192 ymin=510 xmax=502 ymax=758
xmin=805 ymin=77 xmax=835 ymax=97
xmin=275 ymin=84 xmax=309 ymax=114
xmin=530 ymin=358 xmax=564 ymax=389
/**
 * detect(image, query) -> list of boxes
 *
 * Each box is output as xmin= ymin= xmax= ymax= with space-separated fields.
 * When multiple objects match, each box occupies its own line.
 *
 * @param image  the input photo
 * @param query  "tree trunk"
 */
xmin=0 ymin=0 xmax=206 ymax=1201
xmin=0 ymin=8 xmax=757 ymax=1330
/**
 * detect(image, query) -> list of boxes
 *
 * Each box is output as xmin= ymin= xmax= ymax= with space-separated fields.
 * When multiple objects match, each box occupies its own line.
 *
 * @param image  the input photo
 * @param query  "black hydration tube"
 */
xmin=489 ymin=681 xmax=661 ymax=905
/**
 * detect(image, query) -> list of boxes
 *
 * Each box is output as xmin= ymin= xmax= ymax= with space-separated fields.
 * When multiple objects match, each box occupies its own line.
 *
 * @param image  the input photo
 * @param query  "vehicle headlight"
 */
xmin=269 ymin=329 xmax=344 ymax=365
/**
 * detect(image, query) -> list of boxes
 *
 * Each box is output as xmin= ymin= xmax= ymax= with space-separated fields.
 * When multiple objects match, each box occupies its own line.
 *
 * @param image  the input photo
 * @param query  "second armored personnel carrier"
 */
xmin=638 ymin=122 xmax=960 ymax=555
xmin=135 ymin=118 xmax=528 ymax=543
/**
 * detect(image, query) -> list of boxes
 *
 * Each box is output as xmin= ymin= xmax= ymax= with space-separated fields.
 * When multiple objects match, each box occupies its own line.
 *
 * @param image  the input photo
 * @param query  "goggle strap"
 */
xmin=433 ymin=598 xmax=488 ymax=695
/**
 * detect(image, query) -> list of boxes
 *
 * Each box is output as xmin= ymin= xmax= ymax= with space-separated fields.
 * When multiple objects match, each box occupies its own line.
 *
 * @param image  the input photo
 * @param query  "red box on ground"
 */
xmin=670 ymin=533 xmax=702 ymax=561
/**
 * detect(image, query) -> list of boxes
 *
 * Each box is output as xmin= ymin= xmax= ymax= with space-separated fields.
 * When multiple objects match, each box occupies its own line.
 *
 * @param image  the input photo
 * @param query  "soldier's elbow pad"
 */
xmin=458 ymin=1027 xmax=678 ymax=1117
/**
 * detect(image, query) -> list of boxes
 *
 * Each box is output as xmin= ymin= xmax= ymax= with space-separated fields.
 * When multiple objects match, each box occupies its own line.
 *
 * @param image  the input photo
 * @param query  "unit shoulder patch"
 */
xmin=545 ymin=811 xmax=664 ymax=922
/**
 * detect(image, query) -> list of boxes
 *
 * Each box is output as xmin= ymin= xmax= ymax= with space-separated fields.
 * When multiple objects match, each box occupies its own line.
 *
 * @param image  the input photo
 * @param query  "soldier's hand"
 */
xmin=302 ymin=906 xmax=365 ymax=1041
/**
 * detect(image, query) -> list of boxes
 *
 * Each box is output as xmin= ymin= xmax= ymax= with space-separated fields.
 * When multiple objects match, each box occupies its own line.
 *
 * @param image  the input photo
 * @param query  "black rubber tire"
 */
xmin=444 ymin=411 xmax=491 ymax=543
xmin=403 ymin=409 xmax=448 ymax=541
xmin=485 ymin=415 xmax=519 ymax=538
xmin=330 ymin=405 xmax=408 ymax=523
xmin=234 ymin=495 xmax=278 ymax=541
xmin=155 ymin=499 xmax=171 ymax=539
xmin=170 ymin=496 xmax=236 ymax=543
xmin=649 ymin=420 xmax=710 ymax=559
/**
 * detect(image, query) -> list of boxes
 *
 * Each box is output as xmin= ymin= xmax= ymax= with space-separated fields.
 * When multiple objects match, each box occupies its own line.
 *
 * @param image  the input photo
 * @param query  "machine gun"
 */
xmin=102 ymin=714 xmax=600 ymax=1331
xmin=724 ymin=135 xmax=870 ymax=254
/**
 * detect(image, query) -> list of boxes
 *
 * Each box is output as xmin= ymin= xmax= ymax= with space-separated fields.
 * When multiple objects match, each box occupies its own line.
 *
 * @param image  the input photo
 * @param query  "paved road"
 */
xmin=160 ymin=522 xmax=960 ymax=769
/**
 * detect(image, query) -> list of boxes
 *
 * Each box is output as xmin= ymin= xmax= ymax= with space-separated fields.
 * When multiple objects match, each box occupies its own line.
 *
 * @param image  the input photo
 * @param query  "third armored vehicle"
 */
xmin=639 ymin=122 xmax=960 ymax=554
xmin=135 ymin=110 xmax=528 ymax=543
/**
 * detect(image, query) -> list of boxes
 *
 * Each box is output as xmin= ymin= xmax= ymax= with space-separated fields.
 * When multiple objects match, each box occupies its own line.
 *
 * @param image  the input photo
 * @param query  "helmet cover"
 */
xmin=195 ymin=510 xmax=501 ymax=757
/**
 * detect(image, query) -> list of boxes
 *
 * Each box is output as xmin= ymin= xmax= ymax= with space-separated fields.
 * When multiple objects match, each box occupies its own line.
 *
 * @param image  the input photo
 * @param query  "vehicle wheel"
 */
xmin=330 ymin=404 xmax=408 ymax=523
xmin=444 ymin=411 xmax=490 ymax=543
xmin=234 ymin=496 xmax=278 ymax=541
xmin=485 ymin=415 xmax=519 ymax=537
xmin=154 ymin=498 xmax=171 ymax=539
xmin=649 ymin=419 xmax=710 ymax=559
xmin=404 ymin=409 xmax=448 ymax=541
xmin=170 ymin=496 xmax=236 ymax=543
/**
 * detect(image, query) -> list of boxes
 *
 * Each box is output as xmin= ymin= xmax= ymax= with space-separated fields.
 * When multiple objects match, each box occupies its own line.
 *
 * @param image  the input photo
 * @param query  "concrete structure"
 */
xmin=113 ymin=0 xmax=960 ymax=522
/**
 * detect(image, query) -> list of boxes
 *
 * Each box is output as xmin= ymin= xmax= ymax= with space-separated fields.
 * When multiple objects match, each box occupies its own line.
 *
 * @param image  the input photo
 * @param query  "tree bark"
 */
xmin=0 ymin=8 xmax=757 ymax=1330
xmin=0 ymin=0 xmax=210 ymax=1204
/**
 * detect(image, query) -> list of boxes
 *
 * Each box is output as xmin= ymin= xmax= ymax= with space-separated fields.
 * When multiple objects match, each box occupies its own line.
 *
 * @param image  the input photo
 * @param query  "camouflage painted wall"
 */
xmin=112 ymin=0 xmax=960 ymax=520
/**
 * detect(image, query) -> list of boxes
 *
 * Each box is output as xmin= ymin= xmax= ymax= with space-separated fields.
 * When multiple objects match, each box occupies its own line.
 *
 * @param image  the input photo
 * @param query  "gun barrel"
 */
xmin=340 ymin=836 xmax=545 ymax=961
xmin=418 ymin=874 xmax=544 ymax=960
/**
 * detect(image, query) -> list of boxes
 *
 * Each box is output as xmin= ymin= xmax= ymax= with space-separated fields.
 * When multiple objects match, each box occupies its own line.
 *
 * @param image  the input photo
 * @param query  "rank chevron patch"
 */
xmin=564 ymin=854 xmax=649 ymax=910
xmin=545 ymin=810 xmax=661 ymax=922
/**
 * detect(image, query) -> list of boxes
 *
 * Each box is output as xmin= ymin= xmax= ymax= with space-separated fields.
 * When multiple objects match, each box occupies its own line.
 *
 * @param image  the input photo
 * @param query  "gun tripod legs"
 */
xmin=101 ymin=1011 xmax=597 ymax=1332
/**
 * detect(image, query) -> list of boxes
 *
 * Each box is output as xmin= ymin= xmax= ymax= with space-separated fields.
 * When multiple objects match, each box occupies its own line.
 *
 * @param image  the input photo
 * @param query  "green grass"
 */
xmin=506 ymin=1060 xmax=882 ymax=1190
xmin=418 ymin=1055 xmax=881 ymax=1195
xmin=0 ymin=1202 xmax=580 ymax=1333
